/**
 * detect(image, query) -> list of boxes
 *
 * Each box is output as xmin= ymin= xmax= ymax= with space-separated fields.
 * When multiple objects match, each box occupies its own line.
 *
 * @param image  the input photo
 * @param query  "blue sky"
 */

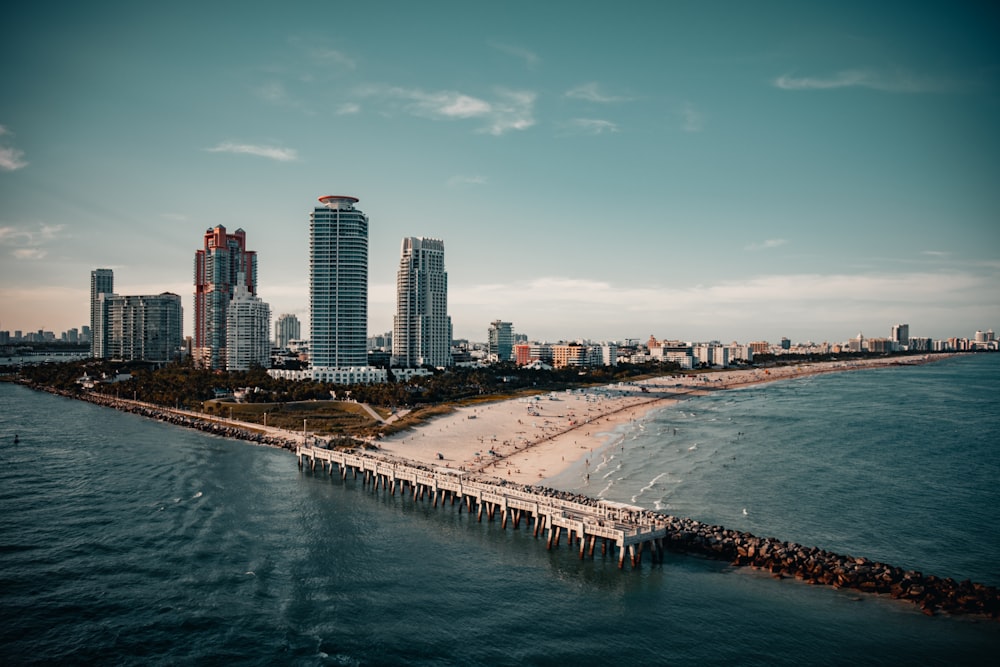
xmin=1 ymin=1 xmax=998 ymax=345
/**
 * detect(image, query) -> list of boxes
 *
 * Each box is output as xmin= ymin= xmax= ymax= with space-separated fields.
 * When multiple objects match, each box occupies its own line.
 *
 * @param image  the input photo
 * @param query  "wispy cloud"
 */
xmin=681 ymin=102 xmax=704 ymax=132
xmin=205 ymin=142 xmax=298 ymax=161
xmin=309 ymin=47 xmax=357 ymax=70
xmin=357 ymin=85 xmax=536 ymax=135
xmin=565 ymin=82 xmax=630 ymax=103
xmin=565 ymin=118 xmax=619 ymax=135
xmin=445 ymin=269 xmax=995 ymax=341
xmin=253 ymin=81 xmax=315 ymax=114
xmin=336 ymin=102 xmax=361 ymax=115
xmin=490 ymin=41 xmax=539 ymax=68
xmin=745 ymin=239 xmax=787 ymax=251
xmin=0 ymin=223 xmax=67 ymax=260
xmin=773 ymin=69 xmax=966 ymax=93
xmin=0 ymin=125 xmax=28 ymax=171
xmin=447 ymin=174 xmax=487 ymax=187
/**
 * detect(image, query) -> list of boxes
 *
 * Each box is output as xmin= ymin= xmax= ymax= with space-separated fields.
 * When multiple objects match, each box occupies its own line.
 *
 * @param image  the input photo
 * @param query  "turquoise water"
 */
xmin=1 ymin=355 xmax=998 ymax=665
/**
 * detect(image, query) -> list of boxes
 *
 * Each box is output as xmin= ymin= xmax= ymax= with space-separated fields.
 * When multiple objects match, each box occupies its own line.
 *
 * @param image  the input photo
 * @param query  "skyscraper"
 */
xmin=310 ymin=196 xmax=369 ymax=371
xmin=393 ymin=237 xmax=452 ymax=368
xmin=194 ymin=225 xmax=257 ymax=369
xmin=90 ymin=268 xmax=114 ymax=358
xmin=274 ymin=313 xmax=301 ymax=350
xmin=226 ymin=275 xmax=271 ymax=371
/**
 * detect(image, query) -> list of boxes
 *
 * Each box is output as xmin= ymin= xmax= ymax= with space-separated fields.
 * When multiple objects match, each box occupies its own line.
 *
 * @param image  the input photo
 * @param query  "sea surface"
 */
xmin=1 ymin=354 xmax=998 ymax=665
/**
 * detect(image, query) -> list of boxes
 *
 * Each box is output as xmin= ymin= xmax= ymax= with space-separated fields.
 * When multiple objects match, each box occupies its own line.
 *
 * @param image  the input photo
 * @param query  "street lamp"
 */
xmin=303 ymin=419 xmax=307 ymax=445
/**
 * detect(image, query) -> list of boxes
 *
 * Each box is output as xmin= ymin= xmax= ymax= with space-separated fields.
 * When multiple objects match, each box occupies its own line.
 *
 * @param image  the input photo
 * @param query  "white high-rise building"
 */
xmin=226 ymin=276 xmax=271 ymax=371
xmin=309 ymin=195 xmax=385 ymax=384
xmin=274 ymin=313 xmax=301 ymax=350
xmin=90 ymin=268 xmax=114 ymax=358
xmin=100 ymin=292 xmax=183 ymax=362
xmin=393 ymin=237 xmax=452 ymax=368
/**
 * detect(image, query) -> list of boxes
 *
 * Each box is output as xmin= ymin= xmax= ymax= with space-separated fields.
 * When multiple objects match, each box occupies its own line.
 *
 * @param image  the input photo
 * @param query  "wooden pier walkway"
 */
xmin=297 ymin=445 xmax=670 ymax=568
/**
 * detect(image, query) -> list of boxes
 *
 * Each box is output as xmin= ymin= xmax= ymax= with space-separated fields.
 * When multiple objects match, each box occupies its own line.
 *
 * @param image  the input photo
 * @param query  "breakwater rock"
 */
xmin=26 ymin=383 xmax=300 ymax=451
xmin=658 ymin=515 xmax=1000 ymax=618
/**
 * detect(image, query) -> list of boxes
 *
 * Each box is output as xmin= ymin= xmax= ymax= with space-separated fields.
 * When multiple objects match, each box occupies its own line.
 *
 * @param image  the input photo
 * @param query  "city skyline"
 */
xmin=1 ymin=2 xmax=998 ymax=343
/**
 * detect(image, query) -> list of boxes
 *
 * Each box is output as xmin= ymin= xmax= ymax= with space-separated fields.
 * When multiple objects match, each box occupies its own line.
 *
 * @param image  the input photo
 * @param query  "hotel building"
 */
xmin=308 ymin=195 xmax=385 ymax=383
xmin=95 ymin=290 xmax=183 ymax=362
xmin=392 ymin=237 xmax=452 ymax=368
xmin=226 ymin=276 xmax=271 ymax=371
xmin=194 ymin=226 xmax=257 ymax=369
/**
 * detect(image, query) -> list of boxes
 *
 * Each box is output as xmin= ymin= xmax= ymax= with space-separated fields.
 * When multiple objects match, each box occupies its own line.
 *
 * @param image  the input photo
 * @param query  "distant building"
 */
xmin=368 ymin=331 xmax=392 ymax=352
xmin=194 ymin=225 xmax=257 ymax=369
xmin=274 ymin=313 xmax=301 ymax=350
xmin=226 ymin=276 xmax=271 ymax=370
xmin=487 ymin=320 xmax=514 ymax=362
xmin=891 ymin=324 xmax=910 ymax=348
xmin=90 ymin=268 xmax=114 ymax=358
xmin=392 ymin=237 xmax=452 ymax=368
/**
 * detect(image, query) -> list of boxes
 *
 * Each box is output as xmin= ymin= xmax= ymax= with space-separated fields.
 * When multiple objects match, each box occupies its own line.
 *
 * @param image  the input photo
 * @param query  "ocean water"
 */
xmin=1 ymin=355 xmax=998 ymax=665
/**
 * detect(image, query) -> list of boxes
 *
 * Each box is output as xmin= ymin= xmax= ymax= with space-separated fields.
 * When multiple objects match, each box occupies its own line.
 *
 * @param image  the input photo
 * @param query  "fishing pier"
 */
xmin=297 ymin=445 xmax=670 ymax=569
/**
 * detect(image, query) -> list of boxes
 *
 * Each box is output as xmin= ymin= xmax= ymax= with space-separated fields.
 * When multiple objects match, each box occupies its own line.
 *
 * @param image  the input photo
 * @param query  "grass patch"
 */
xmin=203 ymin=399 xmax=380 ymax=436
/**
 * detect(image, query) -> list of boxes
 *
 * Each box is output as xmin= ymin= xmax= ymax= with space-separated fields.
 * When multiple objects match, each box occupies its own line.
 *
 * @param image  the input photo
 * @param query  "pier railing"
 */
xmin=297 ymin=445 xmax=668 ymax=568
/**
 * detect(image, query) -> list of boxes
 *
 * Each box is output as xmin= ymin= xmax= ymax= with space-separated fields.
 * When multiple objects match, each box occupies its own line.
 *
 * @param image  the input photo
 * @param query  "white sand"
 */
xmin=374 ymin=356 xmax=941 ymax=486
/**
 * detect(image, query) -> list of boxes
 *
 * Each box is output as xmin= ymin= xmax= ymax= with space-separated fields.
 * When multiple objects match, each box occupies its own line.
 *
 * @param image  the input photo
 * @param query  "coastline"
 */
xmin=12 ymin=354 xmax=954 ymax=485
xmin=377 ymin=354 xmax=954 ymax=486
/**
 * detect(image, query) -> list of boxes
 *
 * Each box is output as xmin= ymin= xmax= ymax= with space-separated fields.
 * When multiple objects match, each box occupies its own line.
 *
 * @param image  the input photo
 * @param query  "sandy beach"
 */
xmin=376 ymin=355 xmax=944 ymax=486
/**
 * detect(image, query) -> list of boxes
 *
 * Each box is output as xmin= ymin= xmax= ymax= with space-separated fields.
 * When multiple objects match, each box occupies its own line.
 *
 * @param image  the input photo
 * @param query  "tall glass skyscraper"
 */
xmin=393 ymin=237 xmax=452 ymax=368
xmin=194 ymin=225 xmax=257 ymax=369
xmin=310 ymin=196 xmax=369 ymax=370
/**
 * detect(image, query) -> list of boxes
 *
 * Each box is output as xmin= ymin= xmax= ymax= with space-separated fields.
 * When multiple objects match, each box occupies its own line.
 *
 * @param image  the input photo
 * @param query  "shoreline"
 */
xmin=376 ymin=354 xmax=955 ymax=485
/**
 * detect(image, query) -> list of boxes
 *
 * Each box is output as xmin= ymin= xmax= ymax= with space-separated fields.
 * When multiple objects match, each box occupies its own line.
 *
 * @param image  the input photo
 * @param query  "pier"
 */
xmin=297 ymin=445 xmax=669 ymax=568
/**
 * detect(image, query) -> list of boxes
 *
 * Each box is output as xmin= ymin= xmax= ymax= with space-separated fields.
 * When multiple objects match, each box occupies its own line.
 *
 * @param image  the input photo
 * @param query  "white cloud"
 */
xmin=773 ymin=69 xmax=965 ymax=93
xmin=445 ymin=270 xmax=996 ymax=341
xmin=480 ymin=89 xmax=536 ymax=135
xmin=490 ymin=41 xmax=539 ymax=68
xmin=309 ymin=47 xmax=357 ymax=70
xmin=0 ymin=125 xmax=28 ymax=171
xmin=745 ymin=239 xmax=787 ymax=251
xmin=206 ymin=142 xmax=298 ymax=162
xmin=565 ymin=82 xmax=630 ymax=103
xmin=681 ymin=102 xmax=704 ymax=132
xmin=447 ymin=174 xmax=487 ymax=187
xmin=565 ymin=118 xmax=619 ymax=135
xmin=358 ymin=85 xmax=536 ymax=135
xmin=0 ymin=223 xmax=67 ymax=261
xmin=337 ymin=102 xmax=361 ymax=115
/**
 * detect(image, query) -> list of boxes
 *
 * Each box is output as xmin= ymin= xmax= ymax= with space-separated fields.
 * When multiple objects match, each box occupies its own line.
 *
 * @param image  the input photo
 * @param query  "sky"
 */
xmin=1 ymin=1 xmax=998 ymax=345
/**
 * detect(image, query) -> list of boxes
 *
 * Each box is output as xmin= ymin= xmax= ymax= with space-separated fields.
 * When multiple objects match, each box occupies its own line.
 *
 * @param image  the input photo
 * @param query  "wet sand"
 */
xmin=375 ymin=355 xmax=947 ymax=485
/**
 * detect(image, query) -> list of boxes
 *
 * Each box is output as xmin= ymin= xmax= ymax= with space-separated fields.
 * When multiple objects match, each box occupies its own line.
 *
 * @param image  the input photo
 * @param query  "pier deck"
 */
xmin=297 ymin=445 xmax=669 ymax=568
